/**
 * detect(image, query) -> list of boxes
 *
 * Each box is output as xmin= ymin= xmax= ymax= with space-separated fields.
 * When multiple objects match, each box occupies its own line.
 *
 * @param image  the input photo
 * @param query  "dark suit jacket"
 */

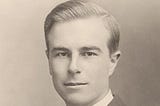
xmin=108 ymin=95 xmax=126 ymax=106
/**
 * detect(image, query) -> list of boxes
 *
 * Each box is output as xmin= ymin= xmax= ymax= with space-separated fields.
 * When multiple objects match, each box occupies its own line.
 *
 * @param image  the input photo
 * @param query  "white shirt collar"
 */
xmin=93 ymin=90 xmax=113 ymax=106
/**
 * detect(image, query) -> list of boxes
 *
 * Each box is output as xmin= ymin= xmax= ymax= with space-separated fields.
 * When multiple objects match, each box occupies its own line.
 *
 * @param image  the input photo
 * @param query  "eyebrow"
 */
xmin=79 ymin=46 xmax=102 ymax=52
xmin=51 ymin=46 xmax=102 ymax=53
xmin=51 ymin=47 xmax=69 ymax=52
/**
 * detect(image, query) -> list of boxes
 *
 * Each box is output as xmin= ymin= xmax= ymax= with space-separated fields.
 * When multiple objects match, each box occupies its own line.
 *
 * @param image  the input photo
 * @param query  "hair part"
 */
xmin=44 ymin=0 xmax=120 ymax=54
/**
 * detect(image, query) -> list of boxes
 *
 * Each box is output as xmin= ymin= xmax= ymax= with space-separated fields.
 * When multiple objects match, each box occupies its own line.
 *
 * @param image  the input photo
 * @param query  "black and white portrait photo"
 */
xmin=0 ymin=0 xmax=160 ymax=106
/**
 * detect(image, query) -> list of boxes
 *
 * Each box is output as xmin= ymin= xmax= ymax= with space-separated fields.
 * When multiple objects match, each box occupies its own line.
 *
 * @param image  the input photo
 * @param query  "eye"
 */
xmin=81 ymin=52 xmax=98 ymax=57
xmin=55 ymin=52 xmax=69 ymax=57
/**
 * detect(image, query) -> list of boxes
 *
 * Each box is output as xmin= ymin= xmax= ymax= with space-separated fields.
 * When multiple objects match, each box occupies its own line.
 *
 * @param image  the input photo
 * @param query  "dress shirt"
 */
xmin=93 ymin=90 xmax=113 ymax=106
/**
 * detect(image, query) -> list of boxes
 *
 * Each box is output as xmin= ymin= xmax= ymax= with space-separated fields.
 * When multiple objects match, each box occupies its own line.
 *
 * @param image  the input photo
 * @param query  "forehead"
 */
xmin=48 ymin=16 xmax=111 ymax=49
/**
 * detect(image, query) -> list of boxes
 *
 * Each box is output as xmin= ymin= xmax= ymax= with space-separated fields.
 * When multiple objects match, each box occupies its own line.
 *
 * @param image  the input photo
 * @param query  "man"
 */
xmin=44 ymin=0 xmax=125 ymax=106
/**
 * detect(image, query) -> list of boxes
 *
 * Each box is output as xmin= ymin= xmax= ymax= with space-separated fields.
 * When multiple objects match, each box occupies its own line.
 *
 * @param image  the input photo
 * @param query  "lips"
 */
xmin=64 ymin=82 xmax=88 ymax=86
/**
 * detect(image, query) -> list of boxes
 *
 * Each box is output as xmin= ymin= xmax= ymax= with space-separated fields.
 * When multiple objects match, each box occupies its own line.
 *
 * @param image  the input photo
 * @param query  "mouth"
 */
xmin=64 ymin=82 xmax=88 ymax=86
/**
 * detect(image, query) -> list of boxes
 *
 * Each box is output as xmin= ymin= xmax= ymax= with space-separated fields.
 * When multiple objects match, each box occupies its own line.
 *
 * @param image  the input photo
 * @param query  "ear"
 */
xmin=45 ymin=49 xmax=49 ymax=59
xmin=109 ymin=51 xmax=121 ymax=76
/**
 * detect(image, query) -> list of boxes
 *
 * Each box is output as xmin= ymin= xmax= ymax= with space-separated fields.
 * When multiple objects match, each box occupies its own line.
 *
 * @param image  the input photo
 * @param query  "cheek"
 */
xmin=80 ymin=58 xmax=110 ymax=95
xmin=49 ymin=59 xmax=69 ymax=79
xmin=91 ymin=62 xmax=109 ymax=80
xmin=80 ymin=57 xmax=110 ymax=79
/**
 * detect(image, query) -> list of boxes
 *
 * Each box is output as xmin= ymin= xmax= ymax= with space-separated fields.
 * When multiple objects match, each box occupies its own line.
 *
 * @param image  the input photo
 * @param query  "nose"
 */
xmin=68 ymin=54 xmax=81 ymax=74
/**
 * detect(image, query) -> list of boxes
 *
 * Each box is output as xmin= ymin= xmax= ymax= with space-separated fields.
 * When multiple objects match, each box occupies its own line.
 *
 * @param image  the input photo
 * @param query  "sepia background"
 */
xmin=0 ymin=0 xmax=160 ymax=106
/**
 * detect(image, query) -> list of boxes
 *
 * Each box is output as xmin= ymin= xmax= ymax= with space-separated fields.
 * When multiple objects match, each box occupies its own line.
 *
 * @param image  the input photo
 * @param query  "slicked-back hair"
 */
xmin=44 ymin=0 xmax=120 ymax=54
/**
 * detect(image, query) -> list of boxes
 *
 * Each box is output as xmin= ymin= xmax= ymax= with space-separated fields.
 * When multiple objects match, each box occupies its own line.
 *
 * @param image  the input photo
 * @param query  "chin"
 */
xmin=65 ymin=98 xmax=91 ymax=106
xmin=62 ymin=93 xmax=96 ymax=106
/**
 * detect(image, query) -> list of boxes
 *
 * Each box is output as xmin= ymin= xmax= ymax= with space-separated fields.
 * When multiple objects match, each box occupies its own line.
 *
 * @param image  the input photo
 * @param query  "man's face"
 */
xmin=47 ymin=17 xmax=119 ymax=106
